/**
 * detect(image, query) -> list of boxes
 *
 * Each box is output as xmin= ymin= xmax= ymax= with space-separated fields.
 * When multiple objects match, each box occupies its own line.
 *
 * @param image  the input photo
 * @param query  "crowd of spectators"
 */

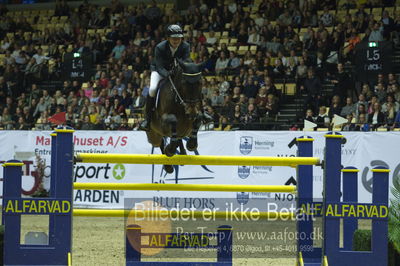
xmin=0 ymin=0 xmax=399 ymax=131
xmin=304 ymin=71 xmax=400 ymax=131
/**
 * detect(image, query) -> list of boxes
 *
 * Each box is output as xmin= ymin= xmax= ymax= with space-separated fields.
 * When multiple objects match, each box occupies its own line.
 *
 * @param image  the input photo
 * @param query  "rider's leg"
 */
xmin=140 ymin=71 xmax=162 ymax=130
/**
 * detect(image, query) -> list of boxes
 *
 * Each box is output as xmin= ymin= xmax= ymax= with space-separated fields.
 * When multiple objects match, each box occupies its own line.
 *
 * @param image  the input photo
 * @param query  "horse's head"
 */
xmin=174 ymin=59 xmax=204 ymax=116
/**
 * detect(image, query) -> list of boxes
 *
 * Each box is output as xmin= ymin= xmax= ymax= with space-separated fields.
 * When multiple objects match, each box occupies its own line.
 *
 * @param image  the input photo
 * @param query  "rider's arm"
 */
xmin=154 ymin=46 xmax=170 ymax=78
xmin=182 ymin=42 xmax=190 ymax=61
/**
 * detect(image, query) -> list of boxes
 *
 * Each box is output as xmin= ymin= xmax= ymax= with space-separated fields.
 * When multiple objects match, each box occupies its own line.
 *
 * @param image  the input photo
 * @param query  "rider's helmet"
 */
xmin=166 ymin=24 xmax=184 ymax=38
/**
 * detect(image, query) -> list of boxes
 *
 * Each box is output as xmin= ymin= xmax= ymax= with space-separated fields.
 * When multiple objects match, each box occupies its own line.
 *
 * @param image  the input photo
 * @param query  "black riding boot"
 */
xmin=140 ymin=96 xmax=155 ymax=131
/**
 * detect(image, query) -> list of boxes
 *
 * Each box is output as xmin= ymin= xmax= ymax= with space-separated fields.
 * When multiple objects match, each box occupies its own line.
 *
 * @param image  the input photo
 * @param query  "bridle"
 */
xmin=168 ymin=67 xmax=202 ymax=107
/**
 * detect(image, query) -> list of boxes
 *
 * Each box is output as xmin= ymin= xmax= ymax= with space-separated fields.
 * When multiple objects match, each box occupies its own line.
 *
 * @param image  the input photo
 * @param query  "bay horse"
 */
xmin=146 ymin=59 xmax=204 ymax=174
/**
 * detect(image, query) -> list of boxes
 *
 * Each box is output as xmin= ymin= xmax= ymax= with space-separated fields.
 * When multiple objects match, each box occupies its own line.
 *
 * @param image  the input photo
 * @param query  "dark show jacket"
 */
xmin=150 ymin=40 xmax=190 ymax=78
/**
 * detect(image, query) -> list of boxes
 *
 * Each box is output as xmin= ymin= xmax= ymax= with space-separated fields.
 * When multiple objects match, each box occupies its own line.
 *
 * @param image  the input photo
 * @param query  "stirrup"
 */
xmin=201 ymin=113 xmax=213 ymax=123
xmin=139 ymin=120 xmax=150 ymax=131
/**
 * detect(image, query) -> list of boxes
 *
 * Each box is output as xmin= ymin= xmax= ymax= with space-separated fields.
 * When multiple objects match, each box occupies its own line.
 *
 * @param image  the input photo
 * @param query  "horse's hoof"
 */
xmin=165 ymin=144 xmax=176 ymax=157
xmin=186 ymin=138 xmax=198 ymax=151
xmin=164 ymin=165 xmax=174 ymax=174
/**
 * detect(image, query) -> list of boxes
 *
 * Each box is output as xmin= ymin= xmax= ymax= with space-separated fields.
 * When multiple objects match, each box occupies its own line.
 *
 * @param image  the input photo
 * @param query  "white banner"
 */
xmin=0 ymin=131 xmax=399 ymax=209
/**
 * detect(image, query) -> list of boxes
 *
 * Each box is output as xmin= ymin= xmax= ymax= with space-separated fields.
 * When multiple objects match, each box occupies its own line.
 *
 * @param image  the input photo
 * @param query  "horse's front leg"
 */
xmin=178 ymin=139 xmax=187 ymax=155
xmin=160 ymin=137 xmax=174 ymax=174
xmin=164 ymin=114 xmax=178 ymax=157
xmin=186 ymin=114 xmax=202 ymax=151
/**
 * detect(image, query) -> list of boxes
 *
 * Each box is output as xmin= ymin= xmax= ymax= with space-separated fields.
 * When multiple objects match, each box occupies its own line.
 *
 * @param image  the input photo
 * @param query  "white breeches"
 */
xmin=149 ymin=71 xmax=163 ymax=97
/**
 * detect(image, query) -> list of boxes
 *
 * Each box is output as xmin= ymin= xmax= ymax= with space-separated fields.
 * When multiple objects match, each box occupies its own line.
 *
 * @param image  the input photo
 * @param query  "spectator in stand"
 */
xmin=226 ymin=51 xmax=240 ymax=74
xmin=32 ymin=48 xmax=49 ymax=66
xmin=4 ymin=97 xmax=15 ymax=114
xmin=41 ymin=90 xmax=52 ymax=106
xmin=361 ymin=83 xmax=373 ymax=100
xmin=255 ymin=86 xmax=267 ymax=111
xmin=197 ymin=30 xmax=207 ymax=44
xmin=368 ymin=95 xmax=378 ymax=115
xmin=35 ymin=110 xmax=51 ymax=130
xmin=110 ymin=40 xmax=125 ymax=60
xmin=218 ymin=76 xmax=230 ymax=97
xmin=387 ymin=73 xmax=398 ymax=86
xmin=296 ymin=57 xmax=308 ymax=89
xmin=144 ymin=0 xmax=163 ymax=28
xmin=277 ymin=10 xmax=292 ymax=27
xmin=230 ymin=104 xmax=242 ymax=124
xmin=248 ymin=27 xmax=261 ymax=45
xmin=330 ymin=63 xmax=352 ymax=101
xmin=344 ymin=30 xmax=361 ymax=61
xmin=120 ymin=90 xmax=132 ymax=109
xmin=266 ymin=36 xmax=283 ymax=55
xmin=381 ymin=10 xmax=394 ymax=39
xmin=22 ymin=106 xmax=33 ymax=127
xmin=342 ymin=114 xmax=356 ymax=131
xmin=215 ymin=51 xmax=229 ymax=75
xmin=375 ymin=82 xmax=387 ymax=103
xmin=33 ymin=97 xmax=48 ymax=119
xmin=384 ymin=102 xmax=396 ymax=126
xmin=15 ymin=117 xmax=29 ymax=130
xmin=285 ymin=57 xmax=297 ymax=78
xmin=1 ymin=107 xmax=14 ymax=130
xmin=231 ymin=86 xmax=241 ymax=104
xmin=272 ymin=58 xmax=285 ymax=79
xmin=329 ymin=95 xmax=342 ymax=118
xmin=264 ymin=76 xmax=278 ymax=98
xmin=301 ymin=68 xmax=322 ymax=112
xmin=80 ymin=115 xmax=93 ymax=130
xmin=315 ymin=106 xmax=330 ymax=128
xmin=113 ymin=78 xmax=126 ymax=96
xmin=243 ymin=51 xmax=255 ymax=66
xmin=130 ymin=88 xmax=146 ymax=109
xmin=237 ymin=28 xmax=249 ymax=45
xmin=393 ymin=13 xmax=400 ymax=45
xmin=369 ymin=22 xmax=384 ymax=42
xmin=355 ymin=94 xmax=369 ymax=116
xmin=368 ymin=102 xmax=385 ymax=129
xmin=340 ymin=97 xmax=356 ymax=117
xmin=215 ymin=116 xmax=231 ymax=131
xmin=242 ymin=77 xmax=259 ymax=99
xmin=373 ymin=73 xmax=386 ymax=89
xmin=210 ymin=89 xmax=224 ymax=107
xmin=392 ymin=109 xmax=400 ymax=128
xmin=219 ymin=95 xmax=234 ymax=118
xmin=240 ymin=103 xmax=259 ymax=125
xmin=265 ymin=94 xmax=278 ymax=118
xmin=355 ymin=113 xmax=370 ymax=131
xmin=305 ymin=109 xmax=315 ymax=123
xmin=204 ymin=105 xmax=220 ymax=128
xmin=237 ymin=94 xmax=249 ymax=113
xmin=320 ymin=7 xmax=334 ymax=27
xmin=206 ymin=31 xmax=218 ymax=46
xmin=55 ymin=0 xmax=70 ymax=17
xmin=382 ymin=95 xmax=399 ymax=113
xmin=392 ymin=83 xmax=400 ymax=102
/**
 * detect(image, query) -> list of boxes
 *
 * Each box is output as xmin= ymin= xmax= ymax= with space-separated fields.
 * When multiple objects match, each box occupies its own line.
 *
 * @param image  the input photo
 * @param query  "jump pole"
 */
xmin=73 ymin=183 xmax=296 ymax=193
xmin=73 ymin=209 xmax=296 ymax=219
xmin=75 ymin=153 xmax=320 ymax=167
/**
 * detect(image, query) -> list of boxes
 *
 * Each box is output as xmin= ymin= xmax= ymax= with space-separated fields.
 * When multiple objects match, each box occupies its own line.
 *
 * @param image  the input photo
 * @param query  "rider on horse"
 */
xmin=140 ymin=24 xmax=190 ymax=131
